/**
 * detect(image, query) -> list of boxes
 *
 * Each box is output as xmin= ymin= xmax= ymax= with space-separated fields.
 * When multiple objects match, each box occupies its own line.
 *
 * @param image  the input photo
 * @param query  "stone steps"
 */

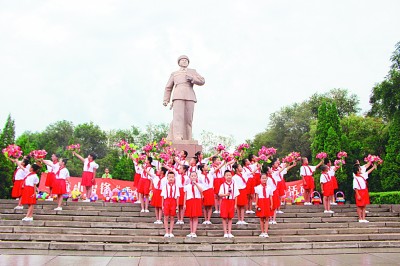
xmin=0 ymin=199 xmax=399 ymax=252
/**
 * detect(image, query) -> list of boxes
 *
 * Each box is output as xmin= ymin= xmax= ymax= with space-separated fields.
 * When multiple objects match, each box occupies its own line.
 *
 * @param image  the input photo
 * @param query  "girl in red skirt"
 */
xmin=9 ymin=158 xmax=30 ymax=210
xmin=42 ymin=154 xmax=60 ymax=201
xmin=21 ymin=164 xmax=40 ymax=221
xmin=139 ymin=157 xmax=155 ymax=212
xmin=73 ymin=152 xmax=98 ymax=202
xmin=219 ymin=170 xmax=239 ymax=238
xmin=300 ymin=157 xmax=323 ymax=205
xmin=149 ymin=167 xmax=167 ymax=224
xmin=133 ymin=157 xmax=142 ymax=190
xmin=255 ymin=173 xmax=273 ymax=237
xmin=324 ymin=159 xmax=340 ymax=205
xmin=161 ymin=172 xmax=180 ymax=238
xmin=164 ymin=164 xmax=189 ymax=224
xmin=232 ymin=163 xmax=248 ymax=225
xmin=198 ymin=164 xmax=214 ymax=224
xmin=353 ymin=164 xmax=377 ymax=223
xmin=320 ymin=164 xmax=334 ymax=214
xmin=243 ymin=158 xmax=262 ymax=214
xmin=210 ymin=156 xmax=231 ymax=214
xmin=184 ymin=172 xmax=204 ymax=237
xmin=52 ymin=159 xmax=70 ymax=211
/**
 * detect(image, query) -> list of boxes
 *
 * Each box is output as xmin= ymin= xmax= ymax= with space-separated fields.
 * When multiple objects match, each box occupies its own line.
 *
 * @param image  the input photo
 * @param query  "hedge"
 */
xmin=369 ymin=191 xmax=400 ymax=204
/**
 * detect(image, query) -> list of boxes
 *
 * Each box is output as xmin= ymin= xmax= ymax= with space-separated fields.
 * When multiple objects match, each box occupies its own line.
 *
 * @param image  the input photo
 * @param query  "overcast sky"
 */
xmin=0 ymin=1 xmax=399 ymax=144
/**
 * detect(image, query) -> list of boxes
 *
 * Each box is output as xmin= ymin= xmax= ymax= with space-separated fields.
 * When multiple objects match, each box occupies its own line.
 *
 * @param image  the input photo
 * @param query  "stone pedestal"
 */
xmin=170 ymin=140 xmax=202 ymax=158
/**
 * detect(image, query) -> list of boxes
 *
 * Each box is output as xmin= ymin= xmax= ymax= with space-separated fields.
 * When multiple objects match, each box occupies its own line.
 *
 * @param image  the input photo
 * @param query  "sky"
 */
xmin=0 ymin=0 xmax=399 ymax=145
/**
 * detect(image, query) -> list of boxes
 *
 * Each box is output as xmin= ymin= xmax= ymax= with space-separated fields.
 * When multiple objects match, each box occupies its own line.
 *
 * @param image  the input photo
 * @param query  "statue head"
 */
xmin=178 ymin=55 xmax=190 ymax=67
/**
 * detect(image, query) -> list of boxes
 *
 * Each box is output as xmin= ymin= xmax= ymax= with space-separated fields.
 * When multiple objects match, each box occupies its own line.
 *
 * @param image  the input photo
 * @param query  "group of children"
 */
xmin=9 ymin=149 xmax=378 ymax=236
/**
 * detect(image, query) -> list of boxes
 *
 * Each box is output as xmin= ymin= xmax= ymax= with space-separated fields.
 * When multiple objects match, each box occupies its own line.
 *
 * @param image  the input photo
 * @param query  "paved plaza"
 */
xmin=1 ymin=248 xmax=400 ymax=265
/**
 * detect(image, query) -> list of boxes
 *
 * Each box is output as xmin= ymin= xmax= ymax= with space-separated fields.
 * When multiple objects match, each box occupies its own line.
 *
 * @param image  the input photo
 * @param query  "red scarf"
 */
xmin=22 ymin=172 xmax=35 ymax=187
xmin=87 ymin=159 xmax=93 ymax=170
xmin=237 ymin=173 xmax=246 ymax=185
xmin=56 ymin=166 xmax=65 ymax=178
xmin=262 ymin=183 xmax=267 ymax=198
xmin=168 ymin=183 xmax=176 ymax=198
xmin=204 ymin=172 xmax=210 ymax=184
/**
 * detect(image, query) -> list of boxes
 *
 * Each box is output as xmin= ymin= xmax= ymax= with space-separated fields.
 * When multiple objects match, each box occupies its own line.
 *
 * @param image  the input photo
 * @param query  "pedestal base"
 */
xmin=170 ymin=140 xmax=202 ymax=158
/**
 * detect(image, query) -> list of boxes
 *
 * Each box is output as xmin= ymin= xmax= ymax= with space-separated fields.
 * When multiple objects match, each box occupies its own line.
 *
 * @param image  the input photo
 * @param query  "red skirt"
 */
xmin=21 ymin=186 xmax=36 ymax=205
xmin=133 ymin=173 xmax=141 ymax=189
xmin=163 ymin=198 xmax=177 ymax=216
xmin=331 ymin=176 xmax=338 ymax=190
xmin=202 ymin=188 xmax=214 ymax=207
xmin=247 ymin=177 xmax=255 ymax=194
xmin=45 ymin=172 xmax=56 ymax=187
xmin=151 ymin=189 xmax=162 ymax=207
xmin=355 ymin=188 xmax=370 ymax=207
xmin=254 ymin=173 xmax=261 ymax=186
xmin=178 ymin=187 xmax=185 ymax=206
xmin=213 ymin=178 xmax=225 ymax=195
xmin=322 ymin=182 xmax=334 ymax=197
xmin=185 ymin=198 xmax=202 ymax=217
xmin=303 ymin=175 xmax=315 ymax=190
xmin=11 ymin=180 xmax=24 ymax=198
xmin=137 ymin=178 xmax=151 ymax=195
xmin=256 ymin=198 xmax=272 ymax=218
xmin=220 ymin=198 xmax=235 ymax=219
xmin=277 ymin=180 xmax=286 ymax=196
xmin=82 ymin=171 xmax=95 ymax=186
xmin=272 ymin=190 xmax=280 ymax=211
xmin=52 ymin=179 xmax=67 ymax=195
xmin=237 ymin=188 xmax=248 ymax=207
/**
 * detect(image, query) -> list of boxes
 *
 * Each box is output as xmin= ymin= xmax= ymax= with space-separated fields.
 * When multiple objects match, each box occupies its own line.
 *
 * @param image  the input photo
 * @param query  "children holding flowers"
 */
xmin=20 ymin=164 xmax=41 ymax=221
xmin=183 ymin=171 xmax=204 ymax=237
xmin=161 ymin=172 xmax=180 ymax=238
xmin=72 ymin=151 xmax=99 ymax=202
xmin=353 ymin=163 xmax=377 ymax=223
xmin=300 ymin=157 xmax=324 ymax=205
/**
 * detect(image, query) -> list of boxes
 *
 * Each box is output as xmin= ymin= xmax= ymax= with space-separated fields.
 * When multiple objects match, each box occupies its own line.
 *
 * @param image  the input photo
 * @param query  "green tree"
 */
xmin=0 ymin=115 xmax=16 ymax=199
xmin=74 ymin=122 xmax=108 ymax=158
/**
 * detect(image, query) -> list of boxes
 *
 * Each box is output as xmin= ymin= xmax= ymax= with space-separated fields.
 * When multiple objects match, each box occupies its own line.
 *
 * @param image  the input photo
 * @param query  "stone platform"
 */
xmin=0 ymin=199 xmax=400 ymax=252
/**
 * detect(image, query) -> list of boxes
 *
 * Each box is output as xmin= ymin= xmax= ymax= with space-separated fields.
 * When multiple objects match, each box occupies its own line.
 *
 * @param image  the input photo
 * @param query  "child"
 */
xmin=242 ymin=158 xmax=260 ymax=214
xmin=271 ymin=159 xmax=297 ymax=214
xmin=72 ymin=151 xmax=98 ymax=202
xmin=219 ymin=170 xmax=239 ymax=238
xmin=198 ymin=163 xmax=214 ymax=224
xmin=183 ymin=172 xmax=204 ymax=237
xmin=255 ymin=173 xmax=273 ymax=237
xmin=149 ymin=167 xmax=167 ymax=224
xmin=52 ymin=159 xmax=70 ymax=211
xmin=324 ymin=159 xmax=340 ymax=205
xmin=300 ymin=157 xmax=323 ymax=205
xmin=232 ymin=163 xmax=248 ymax=225
xmin=138 ymin=157 xmax=155 ymax=212
xmin=43 ymin=154 xmax=60 ymax=201
xmin=133 ymin=154 xmax=144 ymax=189
xmin=161 ymin=172 xmax=180 ymax=237
xmin=353 ymin=163 xmax=377 ymax=223
xmin=320 ymin=164 xmax=334 ymax=213
xmin=21 ymin=164 xmax=40 ymax=221
xmin=9 ymin=158 xmax=30 ymax=209
xmin=164 ymin=164 xmax=189 ymax=224
xmin=210 ymin=156 xmax=231 ymax=213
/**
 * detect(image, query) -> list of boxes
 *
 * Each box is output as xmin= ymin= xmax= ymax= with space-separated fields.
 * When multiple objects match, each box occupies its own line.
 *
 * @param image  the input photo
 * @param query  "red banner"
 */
xmin=284 ymin=180 xmax=305 ymax=199
xmin=39 ymin=173 xmax=137 ymax=200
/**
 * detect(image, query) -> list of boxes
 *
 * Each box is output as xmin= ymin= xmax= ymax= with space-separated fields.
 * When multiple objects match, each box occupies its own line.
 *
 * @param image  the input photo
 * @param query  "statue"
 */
xmin=163 ymin=55 xmax=205 ymax=141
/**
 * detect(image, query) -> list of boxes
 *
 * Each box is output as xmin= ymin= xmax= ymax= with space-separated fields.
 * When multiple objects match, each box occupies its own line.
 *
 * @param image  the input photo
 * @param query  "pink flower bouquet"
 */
xmin=2 ymin=144 xmax=23 ymax=159
xmin=215 ymin=144 xmax=226 ymax=152
xmin=364 ymin=154 xmax=383 ymax=165
xmin=316 ymin=152 xmax=327 ymax=160
xmin=258 ymin=154 xmax=270 ymax=164
xmin=337 ymin=151 xmax=348 ymax=159
xmin=334 ymin=159 xmax=345 ymax=167
xmin=30 ymin=150 xmax=48 ymax=160
xmin=143 ymin=143 xmax=156 ymax=153
xmin=237 ymin=143 xmax=249 ymax=152
xmin=66 ymin=144 xmax=81 ymax=152
xmin=158 ymin=152 xmax=170 ymax=163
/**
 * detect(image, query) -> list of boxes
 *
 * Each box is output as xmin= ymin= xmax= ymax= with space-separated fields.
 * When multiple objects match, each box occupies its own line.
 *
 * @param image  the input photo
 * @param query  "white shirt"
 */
xmin=251 ymin=163 xmax=260 ymax=174
xmin=267 ymin=176 xmax=277 ymax=191
xmin=188 ymin=165 xmax=199 ymax=175
xmin=184 ymin=183 xmax=203 ymax=200
xmin=150 ymin=174 xmax=167 ymax=190
xmin=198 ymin=172 xmax=214 ymax=190
xmin=320 ymin=173 xmax=331 ymax=184
xmin=14 ymin=167 xmax=28 ymax=181
xmin=360 ymin=165 xmax=367 ymax=174
xmin=134 ymin=164 xmax=143 ymax=175
xmin=328 ymin=166 xmax=336 ymax=177
xmin=219 ymin=181 xmax=240 ymax=199
xmin=300 ymin=165 xmax=316 ymax=176
xmin=141 ymin=165 xmax=155 ymax=179
xmin=353 ymin=173 xmax=369 ymax=190
xmin=56 ymin=168 xmax=70 ymax=180
xmin=254 ymin=184 xmax=273 ymax=199
xmin=161 ymin=183 xmax=180 ymax=199
xmin=243 ymin=165 xmax=254 ymax=179
xmin=272 ymin=168 xmax=287 ymax=183
xmin=232 ymin=173 xmax=247 ymax=190
xmin=46 ymin=161 xmax=60 ymax=173
xmin=25 ymin=173 xmax=39 ymax=187
xmin=209 ymin=166 xmax=224 ymax=179
xmin=83 ymin=158 xmax=99 ymax=172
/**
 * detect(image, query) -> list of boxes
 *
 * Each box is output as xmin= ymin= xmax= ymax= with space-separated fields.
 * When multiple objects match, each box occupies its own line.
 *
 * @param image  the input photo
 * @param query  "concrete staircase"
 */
xmin=1 ymin=199 xmax=400 ymax=252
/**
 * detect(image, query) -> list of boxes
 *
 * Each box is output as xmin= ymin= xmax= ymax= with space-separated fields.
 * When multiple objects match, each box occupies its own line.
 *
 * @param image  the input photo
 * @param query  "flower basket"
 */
xmin=294 ymin=194 xmax=305 ymax=205
xmin=335 ymin=191 xmax=345 ymax=205
xmin=312 ymin=191 xmax=322 ymax=205
xmin=285 ymin=196 xmax=293 ymax=205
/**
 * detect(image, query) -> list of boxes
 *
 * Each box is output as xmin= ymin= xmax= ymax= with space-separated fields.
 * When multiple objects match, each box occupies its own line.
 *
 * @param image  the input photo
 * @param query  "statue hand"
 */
xmin=185 ymin=75 xmax=193 ymax=81
xmin=163 ymin=101 xmax=168 ymax=107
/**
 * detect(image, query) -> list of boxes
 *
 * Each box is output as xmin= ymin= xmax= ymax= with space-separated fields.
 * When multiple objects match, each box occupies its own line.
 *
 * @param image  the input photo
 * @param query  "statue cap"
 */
xmin=177 ymin=55 xmax=190 ymax=64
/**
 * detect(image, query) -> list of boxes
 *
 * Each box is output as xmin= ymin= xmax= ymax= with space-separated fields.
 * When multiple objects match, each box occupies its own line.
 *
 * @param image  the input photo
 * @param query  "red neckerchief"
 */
xmin=87 ymin=159 xmax=92 ymax=170
xmin=237 ymin=173 xmax=246 ymax=184
xmin=272 ymin=167 xmax=284 ymax=181
xmin=192 ymin=182 xmax=197 ymax=198
xmin=157 ymin=176 xmax=164 ymax=189
xmin=223 ymin=181 xmax=233 ymax=198
xmin=262 ymin=183 xmax=267 ymax=198
xmin=268 ymin=175 xmax=277 ymax=186
xmin=56 ymin=166 xmax=65 ymax=177
xmin=168 ymin=183 xmax=176 ymax=198
xmin=190 ymin=166 xmax=196 ymax=173
xmin=213 ymin=165 xmax=220 ymax=177
xmin=181 ymin=174 xmax=185 ymax=186
xmin=204 ymin=172 xmax=210 ymax=184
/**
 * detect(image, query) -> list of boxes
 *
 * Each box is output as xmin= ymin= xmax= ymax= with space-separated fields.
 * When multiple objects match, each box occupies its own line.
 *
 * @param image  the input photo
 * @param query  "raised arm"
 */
xmin=72 ymin=151 xmax=85 ymax=163
xmin=315 ymin=159 xmax=324 ymax=168
xmin=366 ymin=164 xmax=377 ymax=175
